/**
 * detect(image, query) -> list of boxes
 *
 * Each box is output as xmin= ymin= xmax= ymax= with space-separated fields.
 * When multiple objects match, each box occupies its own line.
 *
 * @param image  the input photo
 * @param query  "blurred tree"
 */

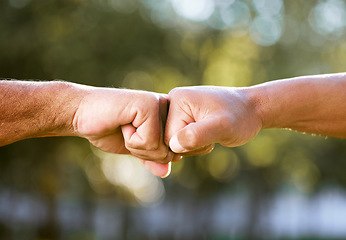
xmin=1 ymin=0 xmax=346 ymax=239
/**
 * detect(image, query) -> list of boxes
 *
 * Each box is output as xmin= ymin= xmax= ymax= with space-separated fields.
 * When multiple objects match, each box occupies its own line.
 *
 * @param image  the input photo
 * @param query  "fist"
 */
xmin=165 ymin=86 xmax=263 ymax=156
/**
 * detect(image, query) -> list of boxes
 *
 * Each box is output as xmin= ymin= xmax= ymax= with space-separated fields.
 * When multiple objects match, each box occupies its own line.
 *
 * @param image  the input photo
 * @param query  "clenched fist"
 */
xmin=165 ymin=86 xmax=263 ymax=157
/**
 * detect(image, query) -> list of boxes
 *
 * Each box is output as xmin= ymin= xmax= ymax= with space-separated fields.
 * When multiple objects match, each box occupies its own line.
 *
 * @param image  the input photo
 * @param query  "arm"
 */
xmin=165 ymin=73 xmax=346 ymax=154
xmin=0 ymin=80 xmax=81 ymax=145
xmin=254 ymin=73 xmax=346 ymax=138
xmin=0 ymin=80 xmax=175 ymax=177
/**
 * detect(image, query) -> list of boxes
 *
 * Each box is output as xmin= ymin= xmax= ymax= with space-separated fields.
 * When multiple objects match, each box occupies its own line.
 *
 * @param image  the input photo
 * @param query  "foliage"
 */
xmin=1 ymin=0 xmax=346 ymax=239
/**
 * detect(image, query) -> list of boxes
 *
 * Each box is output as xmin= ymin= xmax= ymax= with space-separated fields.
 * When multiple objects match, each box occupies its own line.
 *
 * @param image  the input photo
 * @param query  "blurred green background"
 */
xmin=1 ymin=0 xmax=346 ymax=239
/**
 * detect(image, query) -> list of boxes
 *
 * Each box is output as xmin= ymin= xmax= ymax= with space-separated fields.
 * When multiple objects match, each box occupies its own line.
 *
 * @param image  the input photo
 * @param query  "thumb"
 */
xmin=169 ymin=117 xmax=222 ymax=153
xmin=140 ymin=160 xmax=171 ymax=178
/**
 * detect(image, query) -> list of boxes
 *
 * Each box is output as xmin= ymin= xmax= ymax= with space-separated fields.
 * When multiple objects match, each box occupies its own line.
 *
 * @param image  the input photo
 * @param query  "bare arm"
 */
xmin=0 ymin=80 xmax=82 ymax=145
xmin=166 ymin=73 xmax=346 ymax=154
xmin=253 ymin=73 xmax=346 ymax=138
xmin=0 ymin=80 xmax=176 ymax=177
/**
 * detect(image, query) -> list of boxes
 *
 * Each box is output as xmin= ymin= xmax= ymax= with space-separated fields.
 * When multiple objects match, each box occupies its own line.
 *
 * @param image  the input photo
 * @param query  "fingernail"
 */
xmin=169 ymin=135 xmax=185 ymax=153
xmin=161 ymin=162 xmax=171 ymax=178
xmin=143 ymin=161 xmax=171 ymax=178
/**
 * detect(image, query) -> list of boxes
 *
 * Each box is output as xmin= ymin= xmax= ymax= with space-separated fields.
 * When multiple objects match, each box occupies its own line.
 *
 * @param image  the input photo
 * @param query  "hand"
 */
xmin=165 ymin=86 xmax=263 ymax=156
xmin=73 ymin=87 xmax=175 ymax=177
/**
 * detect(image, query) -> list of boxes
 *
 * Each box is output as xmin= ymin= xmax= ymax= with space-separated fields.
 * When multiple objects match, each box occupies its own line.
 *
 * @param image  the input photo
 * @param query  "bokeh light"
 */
xmin=170 ymin=0 xmax=215 ymax=22
xmin=250 ymin=16 xmax=283 ymax=46
xmin=252 ymin=0 xmax=284 ymax=18
xmin=207 ymin=148 xmax=240 ymax=182
xmin=108 ymin=0 xmax=139 ymax=13
xmin=207 ymin=1 xmax=251 ymax=30
xmin=99 ymin=152 xmax=165 ymax=206
xmin=309 ymin=0 xmax=346 ymax=37
xmin=2 ymin=0 xmax=346 ymax=239
xmin=244 ymin=133 xmax=277 ymax=167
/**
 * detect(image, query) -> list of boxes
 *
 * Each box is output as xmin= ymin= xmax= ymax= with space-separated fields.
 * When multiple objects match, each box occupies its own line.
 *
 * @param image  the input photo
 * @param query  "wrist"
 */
xmin=239 ymin=85 xmax=272 ymax=130
xmin=38 ymin=81 xmax=87 ymax=137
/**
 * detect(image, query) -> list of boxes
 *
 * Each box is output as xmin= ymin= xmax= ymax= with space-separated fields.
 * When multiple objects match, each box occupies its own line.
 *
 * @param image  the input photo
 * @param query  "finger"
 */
xmin=165 ymin=102 xmax=194 ymax=147
xmin=88 ymin=132 xmax=130 ymax=154
xmin=122 ymin=97 xmax=162 ymax=151
xmin=140 ymin=160 xmax=171 ymax=178
xmin=121 ymin=123 xmax=137 ymax=145
xmin=159 ymin=94 xmax=169 ymax=130
xmin=169 ymin=117 xmax=222 ymax=153
xmin=122 ymin=123 xmax=158 ymax=151
xmin=159 ymin=94 xmax=170 ymax=151
xmin=172 ymin=154 xmax=183 ymax=163
xmin=180 ymin=143 xmax=215 ymax=157
xmin=129 ymin=147 xmax=173 ymax=163
xmin=135 ymin=95 xmax=167 ymax=150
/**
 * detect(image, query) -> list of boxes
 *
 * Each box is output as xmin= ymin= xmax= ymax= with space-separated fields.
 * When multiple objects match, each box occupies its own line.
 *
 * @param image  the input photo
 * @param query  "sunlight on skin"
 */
xmin=141 ymin=161 xmax=172 ymax=178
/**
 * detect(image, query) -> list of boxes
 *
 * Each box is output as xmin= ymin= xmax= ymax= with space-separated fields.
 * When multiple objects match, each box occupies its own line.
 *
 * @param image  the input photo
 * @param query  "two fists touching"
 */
xmin=2 ymin=73 xmax=346 ymax=178
xmin=1 ymin=80 xmax=263 ymax=178
xmin=73 ymin=85 xmax=263 ymax=177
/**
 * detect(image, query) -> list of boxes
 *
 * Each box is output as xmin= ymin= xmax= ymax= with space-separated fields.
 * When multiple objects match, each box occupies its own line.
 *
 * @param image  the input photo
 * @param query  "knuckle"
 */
xmin=125 ymin=141 xmax=137 ymax=150
xmin=158 ymin=93 xmax=168 ymax=102
xmin=156 ymin=152 xmax=170 ymax=163
xmin=169 ymin=87 xmax=187 ymax=99
xmin=135 ymin=93 xmax=159 ymax=112
xmin=168 ymin=87 xmax=178 ymax=96
xmin=146 ymin=92 xmax=160 ymax=103
xmin=126 ymin=138 xmax=161 ymax=151
xmin=134 ymin=104 xmax=150 ymax=117
xmin=145 ymin=145 xmax=170 ymax=162
xmin=145 ymin=139 xmax=161 ymax=151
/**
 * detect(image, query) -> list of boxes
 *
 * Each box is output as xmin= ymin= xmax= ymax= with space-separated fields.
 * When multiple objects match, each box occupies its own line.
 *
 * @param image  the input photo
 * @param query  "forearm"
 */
xmin=248 ymin=73 xmax=346 ymax=138
xmin=0 ymin=80 xmax=84 ymax=146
